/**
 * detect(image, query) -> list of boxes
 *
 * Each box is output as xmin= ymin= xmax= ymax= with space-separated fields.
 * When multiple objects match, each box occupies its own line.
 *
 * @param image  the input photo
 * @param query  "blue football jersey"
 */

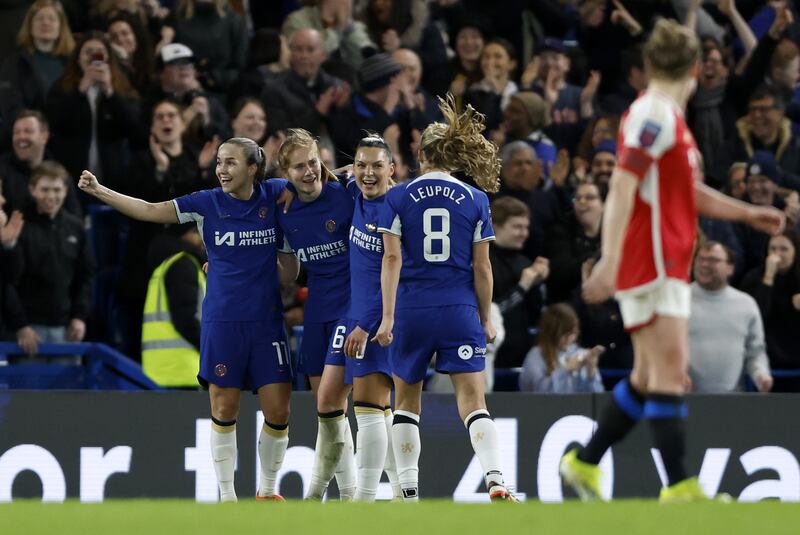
xmin=348 ymin=187 xmax=386 ymax=331
xmin=378 ymin=171 xmax=494 ymax=309
xmin=277 ymin=180 xmax=353 ymax=323
xmin=174 ymin=179 xmax=286 ymax=322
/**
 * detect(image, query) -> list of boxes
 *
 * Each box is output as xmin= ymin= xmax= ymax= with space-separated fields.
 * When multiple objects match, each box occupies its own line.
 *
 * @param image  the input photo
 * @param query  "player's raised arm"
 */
xmin=78 ymin=170 xmax=178 ymax=224
xmin=694 ymin=181 xmax=785 ymax=236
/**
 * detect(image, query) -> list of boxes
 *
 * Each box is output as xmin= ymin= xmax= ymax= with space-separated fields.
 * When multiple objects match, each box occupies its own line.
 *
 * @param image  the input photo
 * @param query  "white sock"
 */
xmin=392 ymin=409 xmax=421 ymax=502
xmin=334 ymin=416 xmax=357 ymax=501
xmin=383 ymin=408 xmax=401 ymax=499
xmin=257 ymin=421 xmax=289 ymax=497
xmin=464 ymin=409 xmax=504 ymax=488
xmin=211 ymin=420 xmax=237 ymax=502
xmin=354 ymin=407 xmax=388 ymax=502
xmin=307 ymin=411 xmax=346 ymax=500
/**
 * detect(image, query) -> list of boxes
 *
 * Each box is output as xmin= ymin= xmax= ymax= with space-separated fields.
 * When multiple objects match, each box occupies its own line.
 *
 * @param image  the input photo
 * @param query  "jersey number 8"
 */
xmin=423 ymin=208 xmax=450 ymax=262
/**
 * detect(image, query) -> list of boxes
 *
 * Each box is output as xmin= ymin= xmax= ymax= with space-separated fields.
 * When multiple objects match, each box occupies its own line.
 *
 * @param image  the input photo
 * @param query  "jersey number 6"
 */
xmin=423 ymin=208 xmax=451 ymax=262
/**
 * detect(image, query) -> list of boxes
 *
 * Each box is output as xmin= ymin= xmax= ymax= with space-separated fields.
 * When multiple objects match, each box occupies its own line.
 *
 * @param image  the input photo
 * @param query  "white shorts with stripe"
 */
xmin=615 ymin=278 xmax=691 ymax=331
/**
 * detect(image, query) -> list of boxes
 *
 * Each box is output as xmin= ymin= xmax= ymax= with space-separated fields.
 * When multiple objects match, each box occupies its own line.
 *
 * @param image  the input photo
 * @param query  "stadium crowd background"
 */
xmin=0 ymin=0 xmax=799 ymax=393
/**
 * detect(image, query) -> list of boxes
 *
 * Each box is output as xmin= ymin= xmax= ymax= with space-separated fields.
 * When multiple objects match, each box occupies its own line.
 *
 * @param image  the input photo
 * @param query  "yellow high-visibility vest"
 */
xmin=141 ymin=252 xmax=206 ymax=387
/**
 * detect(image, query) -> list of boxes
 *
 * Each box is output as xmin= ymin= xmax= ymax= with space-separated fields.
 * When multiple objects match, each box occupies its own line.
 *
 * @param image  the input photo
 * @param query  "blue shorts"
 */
xmin=390 ymin=305 xmax=486 ymax=384
xmin=199 ymin=320 xmax=292 ymax=391
xmin=327 ymin=318 xmax=391 ymax=384
xmin=297 ymin=320 xmax=346 ymax=376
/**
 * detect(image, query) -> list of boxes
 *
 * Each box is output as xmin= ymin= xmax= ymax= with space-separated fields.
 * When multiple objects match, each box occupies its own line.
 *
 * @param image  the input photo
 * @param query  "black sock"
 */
xmin=578 ymin=379 xmax=645 ymax=465
xmin=644 ymin=394 xmax=688 ymax=486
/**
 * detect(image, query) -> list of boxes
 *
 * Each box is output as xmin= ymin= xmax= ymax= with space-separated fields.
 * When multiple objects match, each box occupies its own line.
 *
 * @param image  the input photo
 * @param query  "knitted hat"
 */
xmin=359 ymin=53 xmax=402 ymax=93
xmin=510 ymin=91 xmax=551 ymax=129
xmin=592 ymin=139 xmax=617 ymax=159
xmin=746 ymin=150 xmax=782 ymax=184
xmin=535 ymin=37 xmax=566 ymax=55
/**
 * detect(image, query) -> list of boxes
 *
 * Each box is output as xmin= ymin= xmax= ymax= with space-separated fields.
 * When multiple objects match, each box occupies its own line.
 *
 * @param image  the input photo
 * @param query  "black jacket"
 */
xmin=490 ymin=244 xmax=544 ymax=368
xmin=0 ymin=246 xmax=25 ymax=338
xmin=0 ymin=50 xmax=66 ymax=143
xmin=544 ymin=214 xmax=600 ymax=304
xmin=260 ymin=69 xmax=344 ymax=137
xmin=12 ymin=206 xmax=95 ymax=326
xmin=44 ymin=84 xmax=140 ymax=192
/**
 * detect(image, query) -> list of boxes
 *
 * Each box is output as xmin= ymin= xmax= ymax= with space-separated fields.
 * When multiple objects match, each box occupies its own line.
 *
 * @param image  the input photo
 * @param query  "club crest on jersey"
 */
xmin=258 ymin=206 xmax=268 ymax=219
xmin=214 ymin=364 xmax=227 ymax=377
xmin=365 ymin=223 xmax=377 ymax=233
xmin=639 ymin=120 xmax=662 ymax=148
xmin=326 ymin=219 xmax=337 ymax=232
xmin=458 ymin=345 xmax=474 ymax=360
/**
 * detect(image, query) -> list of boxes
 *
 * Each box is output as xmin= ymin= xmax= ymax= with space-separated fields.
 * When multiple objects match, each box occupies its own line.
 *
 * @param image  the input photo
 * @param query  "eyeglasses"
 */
xmin=748 ymin=104 xmax=778 ymax=114
xmin=695 ymin=256 xmax=728 ymax=265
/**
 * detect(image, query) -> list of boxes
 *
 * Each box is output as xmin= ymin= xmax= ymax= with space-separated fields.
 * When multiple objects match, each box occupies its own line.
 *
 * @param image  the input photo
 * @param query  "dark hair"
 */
xmin=697 ymin=240 xmax=735 ymax=265
xmin=356 ymin=133 xmax=393 ymax=163
xmin=620 ymin=45 xmax=644 ymax=77
xmin=538 ymin=303 xmax=579 ymax=376
xmin=106 ymin=13 xmax=156 ymax=91
xmin=490 ymin=196 xmax=529 ymax=227
xmin=247 ymin=28 xmax=282 ymax=68
xmin=14 ymin=109 xmax=49 ymax=131
xmin=31 ymin=160 xmax=70 ymax=186
xmin=577 ymin=180 xmax=608 ymax=203
xmin=482 ymin=37 xmax=517 ymax=79
xmin=749 ymin=84 xmax=784 ymax=108
xmin=365 ymin=0 xmax=413 ymax=44
xmin=151 ymin=99 xmax=185 ymax=127
xmin=58 ymin=31 xmax=139 ymax=99
xmin=222 ymin=137 xmax=266 ymax=181
xmin=772 ymin=228 xmax=800 ymax=279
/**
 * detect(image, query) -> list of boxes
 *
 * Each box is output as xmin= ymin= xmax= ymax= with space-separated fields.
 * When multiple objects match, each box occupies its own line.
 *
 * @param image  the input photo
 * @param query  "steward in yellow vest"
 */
xmin=142 ymin=251 xmax=206 ymax=386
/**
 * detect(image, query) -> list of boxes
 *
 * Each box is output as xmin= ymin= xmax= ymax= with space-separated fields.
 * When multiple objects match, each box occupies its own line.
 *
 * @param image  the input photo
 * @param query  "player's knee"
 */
xmin=263 ymin=406 xmax=290 ymax=426
xmin=212 ymin=403 xmax=239 ymax=422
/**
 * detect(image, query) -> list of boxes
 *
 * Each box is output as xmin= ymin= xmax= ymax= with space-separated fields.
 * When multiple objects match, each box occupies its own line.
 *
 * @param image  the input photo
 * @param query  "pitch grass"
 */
xmin=1 ymin=500 xmax=799 ymax=535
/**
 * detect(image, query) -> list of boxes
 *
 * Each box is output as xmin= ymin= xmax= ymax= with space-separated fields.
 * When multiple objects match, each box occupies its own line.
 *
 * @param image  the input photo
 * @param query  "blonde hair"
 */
xmin=17 ymin=0 xmax=75 ymax=56
xmin=643 ymin=18 xmax=700 ymax=80
xmin=419 ymin=95 xmax=501 ymax=193
xmin=277 ymin=128 xmax=336 ymax=183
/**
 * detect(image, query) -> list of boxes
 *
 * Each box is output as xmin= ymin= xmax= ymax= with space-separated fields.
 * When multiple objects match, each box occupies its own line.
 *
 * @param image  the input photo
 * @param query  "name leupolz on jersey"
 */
xmin=409 ymin=184 xmax=466 ymax=205
xmin=214 ymin=227 xmax=278 ymax=247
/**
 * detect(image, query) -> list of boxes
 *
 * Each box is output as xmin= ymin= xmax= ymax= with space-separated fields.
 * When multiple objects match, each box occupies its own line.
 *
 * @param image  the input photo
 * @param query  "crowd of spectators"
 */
xmin=1 ymin=0 xmax=799 ymax=392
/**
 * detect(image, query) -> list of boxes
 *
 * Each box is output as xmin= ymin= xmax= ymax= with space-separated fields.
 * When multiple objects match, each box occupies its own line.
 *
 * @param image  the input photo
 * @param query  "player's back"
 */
xmin=379 ymin=171 xmax=494 ymax=310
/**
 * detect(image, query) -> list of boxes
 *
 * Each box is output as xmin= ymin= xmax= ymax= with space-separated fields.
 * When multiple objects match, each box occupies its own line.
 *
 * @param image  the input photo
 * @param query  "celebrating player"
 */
xmin=79 ymin=138 xmax=299 ymax=502
xmin=275 ymin=129 xmax=357 ymax=500
xmin=341 ymin=135 xmax=401 ymax=502
xmin=559 ymin=19 xmax=785 ymax=502
xmin=373 ymin=97 xmax=517 ymax=502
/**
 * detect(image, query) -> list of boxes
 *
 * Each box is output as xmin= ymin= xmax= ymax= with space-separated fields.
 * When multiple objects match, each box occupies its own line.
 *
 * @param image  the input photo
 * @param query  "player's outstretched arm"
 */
xmin=582 ymin=167 xmax=639 ymax=304
xmin=695 ymin=181 xmax=785 ymax=236
xmin=472 ymin=240 xmax=496 ymax=344
xmin=373 ymin=232 xmax=402 ymax=347
xmin=78 ymin=170 xmax=178 ymax=224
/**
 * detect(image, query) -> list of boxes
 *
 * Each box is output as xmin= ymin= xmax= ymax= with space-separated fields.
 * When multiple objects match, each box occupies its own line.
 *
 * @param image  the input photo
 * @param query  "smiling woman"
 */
xmin=77 ymin=136 xmax=300 ymax=503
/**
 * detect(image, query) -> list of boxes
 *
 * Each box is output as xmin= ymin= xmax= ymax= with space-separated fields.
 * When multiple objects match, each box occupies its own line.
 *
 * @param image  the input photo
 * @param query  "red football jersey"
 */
xmin=615 ymin=90 xmax=701 ymax=294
